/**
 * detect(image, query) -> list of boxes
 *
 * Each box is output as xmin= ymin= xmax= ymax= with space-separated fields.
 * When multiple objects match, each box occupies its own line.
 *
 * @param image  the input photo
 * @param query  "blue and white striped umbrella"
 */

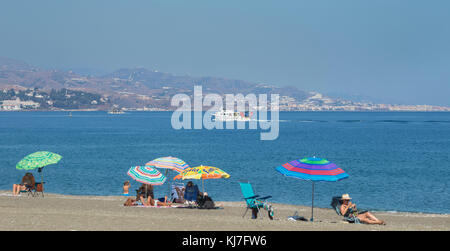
xmin=127 ymin=166 xmax=167 ymax=185
xmin=146 ymin=156 xmax=189 ymax=173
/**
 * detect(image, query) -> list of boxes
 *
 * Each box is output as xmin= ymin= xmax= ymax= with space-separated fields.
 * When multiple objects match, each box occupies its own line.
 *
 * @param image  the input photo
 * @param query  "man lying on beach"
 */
xmin=340 ymin=194 xmax=385 ymax=225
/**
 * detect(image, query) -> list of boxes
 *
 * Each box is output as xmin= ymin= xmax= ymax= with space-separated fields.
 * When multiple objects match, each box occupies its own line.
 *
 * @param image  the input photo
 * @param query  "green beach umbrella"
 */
xmin=16 ymin=151 xmax=62 ymax=170
xmin=16 ymin=151 xmax=62 ymax=189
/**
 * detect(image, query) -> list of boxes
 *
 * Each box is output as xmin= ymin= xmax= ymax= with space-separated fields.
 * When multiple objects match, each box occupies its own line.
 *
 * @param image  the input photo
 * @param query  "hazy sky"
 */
xmin=1 ymin=0 xmax=449 ymax=105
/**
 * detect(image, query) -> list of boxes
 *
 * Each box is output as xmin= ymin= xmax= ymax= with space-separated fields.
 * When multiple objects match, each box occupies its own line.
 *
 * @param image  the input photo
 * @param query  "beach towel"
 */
xmin=287 ymin=211 xmax=308 ymax=221
xmin=133 ymin=204 xmax=191 ymax=209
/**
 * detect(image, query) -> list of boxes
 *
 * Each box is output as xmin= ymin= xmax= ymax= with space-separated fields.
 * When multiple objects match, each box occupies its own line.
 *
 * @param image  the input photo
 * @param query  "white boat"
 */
xmin=213 ymin=110 xmax=253 ymax=122
xmin=108 ymin=107 xmax=125 ymax=114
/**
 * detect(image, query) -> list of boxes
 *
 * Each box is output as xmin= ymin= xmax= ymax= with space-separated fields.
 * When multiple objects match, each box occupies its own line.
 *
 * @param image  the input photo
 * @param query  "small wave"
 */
xmin=423 ymin=120 xmax=450 ymax=123
xmin=337 ymin=120 xmax=363 ymax=123
xmin=297 ymin=120 xmax=327 ymax=123
xmin=249 ymin=119 xmax=290 ymax=122
xmin=375 ymin=120 xmax=410 ymax=123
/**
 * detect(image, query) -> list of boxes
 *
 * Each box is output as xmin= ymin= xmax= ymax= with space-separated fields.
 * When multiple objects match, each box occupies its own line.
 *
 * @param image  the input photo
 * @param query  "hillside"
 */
xmin=0 ymin=57 xmax=310 ymax=110
xmin=1 ymin=57 xmax=449 ymax=112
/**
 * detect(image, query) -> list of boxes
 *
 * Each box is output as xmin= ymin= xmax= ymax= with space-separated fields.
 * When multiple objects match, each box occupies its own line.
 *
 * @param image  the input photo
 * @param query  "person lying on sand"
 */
xmin=124 ymin=195 xmax=171 ymax=207
xmin=340 ymin=194 xmax=385 ymax=225
xmin=12 ymin=172 xmax=35 ymax=196
xmin=140 ymin=195 xmax=171 ymax=207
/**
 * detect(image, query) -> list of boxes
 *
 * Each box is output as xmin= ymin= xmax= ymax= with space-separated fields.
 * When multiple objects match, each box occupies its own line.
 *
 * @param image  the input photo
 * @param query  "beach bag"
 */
xmin=198 ymin=195 xmax=215 ymax=209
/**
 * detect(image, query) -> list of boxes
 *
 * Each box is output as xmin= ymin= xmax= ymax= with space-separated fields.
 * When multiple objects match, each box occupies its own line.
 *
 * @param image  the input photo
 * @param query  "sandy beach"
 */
xmin=0 ymin=191 xmax=448 ymax=231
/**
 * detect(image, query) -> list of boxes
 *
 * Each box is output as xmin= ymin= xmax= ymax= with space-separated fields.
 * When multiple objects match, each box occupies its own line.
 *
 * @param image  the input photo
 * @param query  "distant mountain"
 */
xmin=0 ymin=57 xmax=311 ymax=109
xmin=1 ymin=57 xmax=449 ymax=111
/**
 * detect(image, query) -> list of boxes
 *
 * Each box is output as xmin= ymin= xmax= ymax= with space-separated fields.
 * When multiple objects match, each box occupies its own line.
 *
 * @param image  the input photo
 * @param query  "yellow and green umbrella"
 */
xmin=174 ymin=165 xmax=230 ymax=193
xmin=16 ymin=151 xmax=62 ymax=188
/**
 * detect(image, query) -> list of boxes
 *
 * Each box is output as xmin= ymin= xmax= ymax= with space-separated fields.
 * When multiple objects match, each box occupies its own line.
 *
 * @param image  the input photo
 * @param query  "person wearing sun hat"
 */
xmin=340 ymin=193 xmax=386 ymax=225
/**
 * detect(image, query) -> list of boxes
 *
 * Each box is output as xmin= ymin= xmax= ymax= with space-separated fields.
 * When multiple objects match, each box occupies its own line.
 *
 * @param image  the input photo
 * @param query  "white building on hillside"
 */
xmin=0 ymin=98 xmax=40 ymax=110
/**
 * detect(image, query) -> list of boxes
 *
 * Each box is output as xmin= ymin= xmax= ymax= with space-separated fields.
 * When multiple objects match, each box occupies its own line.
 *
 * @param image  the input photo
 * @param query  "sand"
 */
xmin=0 ymin=191 xmax=448 ymax=231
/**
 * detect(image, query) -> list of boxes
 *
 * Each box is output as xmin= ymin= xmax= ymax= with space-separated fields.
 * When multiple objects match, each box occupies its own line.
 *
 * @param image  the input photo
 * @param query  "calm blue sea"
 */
xmin=0 ymin=111 xmax=449 ymax=214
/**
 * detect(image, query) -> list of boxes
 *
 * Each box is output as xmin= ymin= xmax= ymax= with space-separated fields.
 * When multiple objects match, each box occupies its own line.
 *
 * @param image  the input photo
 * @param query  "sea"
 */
xmin=0 ymin=111 xmax=449 ymax=214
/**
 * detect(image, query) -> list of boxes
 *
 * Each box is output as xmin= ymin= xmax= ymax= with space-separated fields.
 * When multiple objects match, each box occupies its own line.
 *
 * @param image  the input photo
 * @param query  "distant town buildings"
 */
xmin=0 ymin=98 xmax=40 ymax=111
xmin=1 ymin=87 xmax=449 ymax=112
xmin=276 ymin=92 xmax=450 ymax=112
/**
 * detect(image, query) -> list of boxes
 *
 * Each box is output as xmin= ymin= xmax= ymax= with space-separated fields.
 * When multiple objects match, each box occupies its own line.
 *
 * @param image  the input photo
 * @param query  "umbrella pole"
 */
xmin=38 ymin=167 xmax=44 ymax=190
xmin=310 ymin=181 xmax=315 ymax=222
xmin=202 ymin=178 xmax=204 ymax=195
xmin=168 ymin=170 xmax=172 ymax=201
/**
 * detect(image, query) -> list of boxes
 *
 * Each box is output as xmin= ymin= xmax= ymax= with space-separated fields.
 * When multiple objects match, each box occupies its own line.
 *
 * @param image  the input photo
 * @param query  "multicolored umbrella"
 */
xmin=127 ymin=166 xmax=167 ymax=186
xmin=174 ymin=165 xmax=230 ymax=180
xmin=145 ymin=156 xmax=189 ymax=173
xmin=146 ymin=156 xmax=190 ymax=199
xmin=174 ymin=165 xmax=230 ymax=193
xmin=276 ymin=157 xmax=349 ymax=222
xmin=16 ymin=151 xmax=62 ymax=170
xmin=275 ymin=157 xmax=348 ymax=182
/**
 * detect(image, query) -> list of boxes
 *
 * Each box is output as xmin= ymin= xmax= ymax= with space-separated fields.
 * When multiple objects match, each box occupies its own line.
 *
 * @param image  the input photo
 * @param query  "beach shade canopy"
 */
xmin=16 ymin=151 xmax=62 ymax=170
xmin=146 ymin=156 xmax=189 ymax=173
xmin=173 ymin=165 xmax=230 ymax=194
xmin=275 ymin=157 xmax=349 ymax=222
xmin=127 ymin=166 xmax=167 ymax=186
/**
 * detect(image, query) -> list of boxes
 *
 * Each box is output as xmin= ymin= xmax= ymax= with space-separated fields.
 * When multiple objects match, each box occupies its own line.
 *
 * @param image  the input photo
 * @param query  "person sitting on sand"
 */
xmin=138 ymin=184 xmax=154 ymax=199
xmin=13 ymin=172 xmax=35 ymax=196
xmin=171 ymin=185 xmax=185 ymax=203
xmin=123 ymin=181 xmax=131 ymax=195
xmin=184 ymin=181 xmax=201 ymax=205
xmin=340 ymin=194 xmax=385 ymax=225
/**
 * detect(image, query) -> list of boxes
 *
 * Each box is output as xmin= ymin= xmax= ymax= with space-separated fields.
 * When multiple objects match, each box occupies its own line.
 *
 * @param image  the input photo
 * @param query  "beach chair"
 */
xmin=19 ymin=184 xmax=35 ymax=197
xmin=239 ymin=182 xmax=272 ymax=219
xmin=330 ymin=196 xmax=360 ymax=224
xmin=171 ymin=183 xmax=185 ymax=203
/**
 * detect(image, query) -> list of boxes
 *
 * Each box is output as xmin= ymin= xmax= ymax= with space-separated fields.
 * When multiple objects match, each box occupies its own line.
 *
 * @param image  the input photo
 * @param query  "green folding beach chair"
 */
xmin=239 ymin=181 xmax=273 ymax=219
xmin=19 ymin=185 xmax=35 ymax=197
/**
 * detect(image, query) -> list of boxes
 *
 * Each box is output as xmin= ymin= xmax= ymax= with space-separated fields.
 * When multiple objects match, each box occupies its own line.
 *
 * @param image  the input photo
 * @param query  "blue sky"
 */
xmin=1 ymin=0 xmax=449 ymax=105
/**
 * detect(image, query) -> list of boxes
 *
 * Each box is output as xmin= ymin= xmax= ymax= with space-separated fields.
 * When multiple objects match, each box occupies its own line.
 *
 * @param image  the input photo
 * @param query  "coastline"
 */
xmin=1 ymin=191 xmax=448 ymax=231
xmin=1 ymin=110 xmax=450 ymax=112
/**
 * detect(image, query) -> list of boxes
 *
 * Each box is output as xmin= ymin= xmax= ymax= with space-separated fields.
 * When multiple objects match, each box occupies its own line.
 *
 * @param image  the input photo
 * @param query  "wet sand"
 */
xmin=0 ymin=191 xmax=448 ymax=231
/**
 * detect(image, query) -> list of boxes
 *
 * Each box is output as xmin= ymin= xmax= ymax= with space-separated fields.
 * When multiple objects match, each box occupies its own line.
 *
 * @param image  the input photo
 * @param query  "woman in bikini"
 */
xmin=12 ymin=172 xmax=35 ymax=196
xmin=340 ymin=194 xmax=385 ymax=225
